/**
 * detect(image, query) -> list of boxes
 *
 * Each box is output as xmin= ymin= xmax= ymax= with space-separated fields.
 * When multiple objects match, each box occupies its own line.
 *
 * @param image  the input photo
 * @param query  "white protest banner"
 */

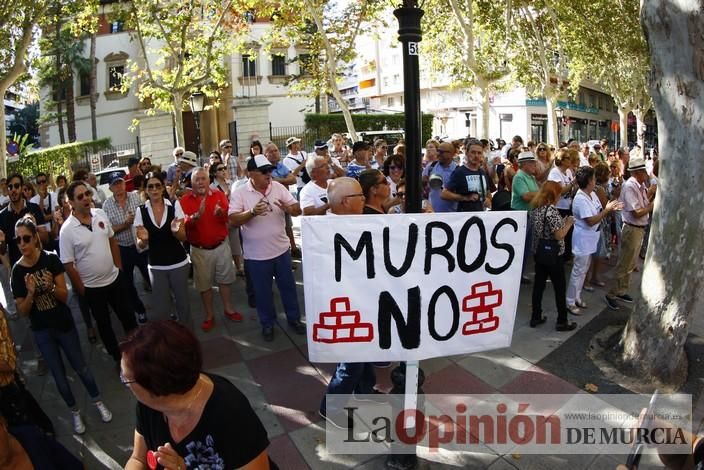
xmin=301 ymin=211 xmax=527 ymax=363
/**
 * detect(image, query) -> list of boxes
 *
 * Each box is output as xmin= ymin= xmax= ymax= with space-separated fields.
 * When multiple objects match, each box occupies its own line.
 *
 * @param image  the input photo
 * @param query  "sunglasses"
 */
xmin=537 ymin=148 xmax=547 ymax=151
xmin=223 ymin=145 xmax=233 ymax=149
xmin=14 ymin=234 xmax=33 ymax=245
xmin=37 ymin=179 xmax=47 ymax=184
xmin=217 ymin=167 xmax=226 ymax=171
xmin=74 ymin=190 xmax=93 ymax=201
xmin=175 ymin=152 xmax=183 ymax=157
xmin=397 ymin=191 xmax=406 ymax=197
xmin=146 ymin=183 xmax=163 ymax=190
xmin=8 ymin=182 xmax=21 ymax=190
xmin=389 ymin=165 xmax=402 ymax=171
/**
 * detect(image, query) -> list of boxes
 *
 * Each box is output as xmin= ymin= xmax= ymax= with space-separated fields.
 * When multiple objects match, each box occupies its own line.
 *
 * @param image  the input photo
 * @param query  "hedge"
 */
xmin=8 ymin=138 xmax=112 ymax=179
xmin=304 ymin=113 xmax=434 ymax=144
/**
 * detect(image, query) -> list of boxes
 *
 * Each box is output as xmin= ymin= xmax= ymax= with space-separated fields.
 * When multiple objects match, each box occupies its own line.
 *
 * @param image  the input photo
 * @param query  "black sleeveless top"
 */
xmin=139 ymin=202 xmax=188 ymax=267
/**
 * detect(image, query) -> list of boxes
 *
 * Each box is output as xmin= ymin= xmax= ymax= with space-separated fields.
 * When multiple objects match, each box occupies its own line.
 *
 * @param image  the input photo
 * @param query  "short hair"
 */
xmin=7 ymin=173 xmax=23 ymax=185
xmin=219 ymin=139 xmax=232 ymax=148
xmin=359 ymin=169 xmax=384 ymax=199
xmin=464 ymin=137 xmax=483 ymax=150
xmin=56 ymin=175 xmax=67 ymax=185
xmin=382 ymin=154 xmax=405 ymax=177
xmin=66 ymin=180 xmax=88 ymax=201
xmin=588 ymin=153 xmax=600 ymax=166
xmin=172 ymin=146 xmax=185 ymax=157
xmin=190 ymin=167 xmax=207 ymax=181
xmin=425 ymin=139 xmax=440 ymax=149
xmin=331 ymin=133 xmax=343 ymax=140
xmin=72 ymin=169 xmax=88 ymax=182
xmin=512 ymin=135 xmax=523 ymax=144
xmin=305 ymin=154 xmax=327 ymax=176
xmin=327 ymin=177 xmax=360 ymax=207
xmin=527 ymin=141 xmax=536 ymax=148
xmin=594 ymin=162 xmax=610 ymax=183
xmin=575 ymin=166 xmax=595 ymax=189
xmin=209 ymin=150 xmax=221 ymax=160
xmin=373 ymin=138 xmax=387 ymax=148
xmin=120 ymin=320 xmax=202 ymax=396
xmin=36 ymin=172 xmax=48 ymax=180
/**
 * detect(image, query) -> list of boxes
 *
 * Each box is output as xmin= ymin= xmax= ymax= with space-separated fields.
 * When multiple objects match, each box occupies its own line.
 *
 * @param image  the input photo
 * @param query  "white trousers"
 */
xmin=567 ymin=254 xmax=592 ymax=306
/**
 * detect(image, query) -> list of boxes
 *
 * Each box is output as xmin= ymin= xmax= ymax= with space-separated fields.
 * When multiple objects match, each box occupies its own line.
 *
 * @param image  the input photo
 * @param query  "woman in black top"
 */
xmin=10 ymin=215 xmax=113 ymax=435
xmin=122 ymin=321 xmax=276 ymax=470
xmin=359 ymin=169 xmax=390 ymax=215
xmin=134 ymin=172 xmax=191 ymax=327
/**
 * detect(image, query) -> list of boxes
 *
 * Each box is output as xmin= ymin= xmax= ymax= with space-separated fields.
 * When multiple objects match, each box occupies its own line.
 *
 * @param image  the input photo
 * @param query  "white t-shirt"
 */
xmin=579 ymin=153 xmax=590 ymax=167
xmin=571 ymin=190 xmax=602 ymax=256
xmin=547 ymin=167 xmax=573 ymax=210
xmin=299 ymin=181 xmax=328 ymax=211
xmin=30 ymin=192 xmax=57 ymax=230
xmin=283 ymin=151 xmax=307 ymax=189
xmin=59 ymin=208 xmax=119 ymax=288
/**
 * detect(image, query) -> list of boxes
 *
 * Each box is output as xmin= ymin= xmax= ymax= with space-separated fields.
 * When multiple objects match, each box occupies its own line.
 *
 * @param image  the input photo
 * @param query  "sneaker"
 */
xmin=288 ymin=320 xmax=306 ymax=335
xmin=262 ymin=326 xmax=274 ymax=342
xmin=615 ymin=294 xmax=634 ymax=303
xmin=137 ymin=312 xmax=148 ymax=324
xmin=530 ymin=316 xmax=547 ymax=328
xmin=567 ymin=304 xmax=583 ymax=316
xmin=575 ymin=299 xmax=588 ymax=309
xmin=72 ymin=410 xmax=86 ymax=434
xmin=604 ymin=295 xmax=621 ymax=310
xmin=225 ymin=310 xmax=244 ymax=322
xmin=169 ymin=313 xmax=178 ymax=321
xmin=318 ymin=409 xmax=352 ymax=430
xmin=94 ymin=401 xmax=112 ymax=423
xmin=353 ymin=390 xmax=387 ymax=403
xmin=583 ymin=284 xmax=595 ymax=292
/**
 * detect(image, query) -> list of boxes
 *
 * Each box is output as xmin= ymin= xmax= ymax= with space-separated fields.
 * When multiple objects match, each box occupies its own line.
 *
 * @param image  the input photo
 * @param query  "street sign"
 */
xmin=302 ymin=212 xmax=526 ymax=363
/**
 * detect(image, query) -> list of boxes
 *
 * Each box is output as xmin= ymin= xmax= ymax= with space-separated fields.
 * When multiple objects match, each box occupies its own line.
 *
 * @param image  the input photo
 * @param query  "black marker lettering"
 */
xmin=485 ymin=218 xmax=518 ymax=275
xmin=457 ymin=217 xmax=487 ymax=273
xmin=378 ymin=287 xmax=421 ymax=350
xmin=424 ymin=222 xmax=455 ymax=275
xmin=427 ymin=286 xmax=460 ymax=341
xmin=383 ymin=224 xmax=418 ymax=277
xmin=334 ymin=232 xmax=375 ymax=282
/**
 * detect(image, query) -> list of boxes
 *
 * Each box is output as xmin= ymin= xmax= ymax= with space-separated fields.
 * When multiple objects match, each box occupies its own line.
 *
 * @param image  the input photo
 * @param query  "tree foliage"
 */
xmin=0 ymin=0 xmax=50 ymax=177
xmin=422 ymin=0 xmax=511 ymax=138
xmin=265 ymin=0 xmax=390 ymax=140
xmin=118 ymin=0 xmax=260 ymax=146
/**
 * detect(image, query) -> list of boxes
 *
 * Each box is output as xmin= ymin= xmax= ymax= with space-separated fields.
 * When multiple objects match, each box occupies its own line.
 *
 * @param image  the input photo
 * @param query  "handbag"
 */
xmin=535 ymin=206 xmax=561 ymax=266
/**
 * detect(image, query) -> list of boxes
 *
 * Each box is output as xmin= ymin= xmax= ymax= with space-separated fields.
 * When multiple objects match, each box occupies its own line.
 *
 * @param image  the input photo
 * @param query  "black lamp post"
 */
xmin=388 ymin=2 xmax=425 ymax=469
xmin=555 ymin=106 xmax=564 ymax=143
xmin=189 ymin=91 xmax=206 ymax=164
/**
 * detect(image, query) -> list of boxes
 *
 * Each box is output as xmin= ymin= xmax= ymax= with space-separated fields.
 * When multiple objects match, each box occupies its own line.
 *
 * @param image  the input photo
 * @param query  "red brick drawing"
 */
xmin=461 ymin=281 xmax=502 ymax=336
xmin=313 ymin=297 xmax=374 ymax=344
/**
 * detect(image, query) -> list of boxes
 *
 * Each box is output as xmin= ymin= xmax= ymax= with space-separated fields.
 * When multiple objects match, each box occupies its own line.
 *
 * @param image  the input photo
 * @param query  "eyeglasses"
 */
xmin=14 ymin=235 xmax=33 ymax=245
xmin=74 ymin=190 xmax=93 ymax=201
xmin=37 ymin=179 xmax=47 ymax=184
xmin=119 ymin=372 xmax=136 ymax=387
xmin=146 ymin=183 xmax=163 ymax=190
xmin=8 ymin=183 xmax=21 ymax=190
xmin=223 ymin=145 xmax=233 ymax=149
xmin=343 ymin=193 xmax=365 ymax=199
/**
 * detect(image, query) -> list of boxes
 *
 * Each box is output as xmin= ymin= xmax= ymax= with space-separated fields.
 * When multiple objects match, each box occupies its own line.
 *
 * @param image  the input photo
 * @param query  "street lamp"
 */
xmin=189 ymin=91 xmax=206 ymax=164
xmin=554 ymin=106 xmax=564 ymax=143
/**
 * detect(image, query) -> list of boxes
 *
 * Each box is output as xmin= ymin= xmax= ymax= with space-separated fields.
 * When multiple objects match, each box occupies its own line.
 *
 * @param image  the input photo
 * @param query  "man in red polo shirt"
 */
xmin=180 ymin=168 xmax=242 ymax=331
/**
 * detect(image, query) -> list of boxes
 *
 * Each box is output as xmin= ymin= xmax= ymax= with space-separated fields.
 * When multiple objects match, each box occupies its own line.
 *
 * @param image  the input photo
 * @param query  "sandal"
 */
xmin=556 ymin=322 xmax=578 ymax=331
xmin=530 ymin=316 xmax=547 ymax=328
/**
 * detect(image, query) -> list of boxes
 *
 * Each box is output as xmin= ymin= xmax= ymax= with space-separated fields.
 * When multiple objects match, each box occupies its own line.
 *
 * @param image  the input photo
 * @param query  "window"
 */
xmin=111 ymin=21 xmax=124 ymax=34
xmin=108 ymin=64 xmax=124 ymax=91
xmin=387 ymin=97 xmax=395 ymax=107
xmin=383 ymin=77 xmax=389 ymax=87
xmin=299 ymin=53 xmax=311 ymax=76
xmin=79 ymin=69 xmax=91 ymax=96
xmin=393 ymin=74 xmax=400 ymax=84
xmin=271 ymin=54 xmax=286 ymax=76
xmin=242 ymin=54 xmax=256 ymax=77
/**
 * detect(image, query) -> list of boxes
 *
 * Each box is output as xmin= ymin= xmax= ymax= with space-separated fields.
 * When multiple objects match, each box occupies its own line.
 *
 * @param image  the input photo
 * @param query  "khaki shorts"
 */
xmin=190 ymin=241 xmax=236 ymax=292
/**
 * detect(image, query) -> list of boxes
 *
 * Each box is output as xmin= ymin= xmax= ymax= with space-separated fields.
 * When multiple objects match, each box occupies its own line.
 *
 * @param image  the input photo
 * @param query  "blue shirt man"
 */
xmin=422 ymin=142 xmax=458 ymax=212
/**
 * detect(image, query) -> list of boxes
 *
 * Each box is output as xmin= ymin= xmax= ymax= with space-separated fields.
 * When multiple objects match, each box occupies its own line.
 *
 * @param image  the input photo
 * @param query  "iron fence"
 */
xmin=77 ymin=139 xmax=141 ymax=172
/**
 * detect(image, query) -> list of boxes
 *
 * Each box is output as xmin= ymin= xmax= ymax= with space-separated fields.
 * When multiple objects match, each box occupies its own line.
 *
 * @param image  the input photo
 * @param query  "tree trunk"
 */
xmin=618 ymin=106 xmax=630 ymax=150
xmin=617 ymin=0 xmax=704 ymax=388
xmin=56 ymin=95 xmax=66 ymax=144
xmin=89 ymin=33 xmax=98 ymax=141
xmin=329 ymin=74 xmax=358 ymax=142
xmin=0 ymin=97 xmax=6 ymax=178
xmin=545 ymin=93 xmax=558 ymax=146
xmin=65 ymin=67 xmax=77 ymax=142
xmin=173 ymin=92 xmax=185 ymax=147
xmin=634 ymin=109 xmax=646 ymax=150
xmin=478 ymin=81 xmax=490 ymax=140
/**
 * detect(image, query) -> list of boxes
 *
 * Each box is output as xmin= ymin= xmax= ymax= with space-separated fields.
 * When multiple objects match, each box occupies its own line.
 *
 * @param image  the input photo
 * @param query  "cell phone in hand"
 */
xmin=626 ymin=391 xmax=658 ymax=469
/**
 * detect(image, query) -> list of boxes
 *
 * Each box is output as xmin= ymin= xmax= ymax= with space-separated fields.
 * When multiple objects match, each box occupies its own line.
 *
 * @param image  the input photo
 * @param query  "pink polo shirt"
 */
xmin=229 ymin=180 xmax=296 ymax=260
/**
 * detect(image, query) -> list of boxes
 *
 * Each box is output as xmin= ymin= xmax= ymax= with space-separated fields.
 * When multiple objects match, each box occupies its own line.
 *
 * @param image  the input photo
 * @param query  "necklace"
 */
xmin=164 ymin=376 xmax=206 ymax=425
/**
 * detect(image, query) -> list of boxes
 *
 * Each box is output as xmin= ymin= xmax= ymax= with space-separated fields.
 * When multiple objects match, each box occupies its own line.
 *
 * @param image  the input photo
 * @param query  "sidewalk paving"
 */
xmin=4 ymin=253 xmax=686 ymax=469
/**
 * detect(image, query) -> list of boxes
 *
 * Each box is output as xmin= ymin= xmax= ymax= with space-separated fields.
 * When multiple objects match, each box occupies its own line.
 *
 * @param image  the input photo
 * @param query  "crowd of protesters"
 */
xmin=0 ymin=131 xmax=658 ymax=467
